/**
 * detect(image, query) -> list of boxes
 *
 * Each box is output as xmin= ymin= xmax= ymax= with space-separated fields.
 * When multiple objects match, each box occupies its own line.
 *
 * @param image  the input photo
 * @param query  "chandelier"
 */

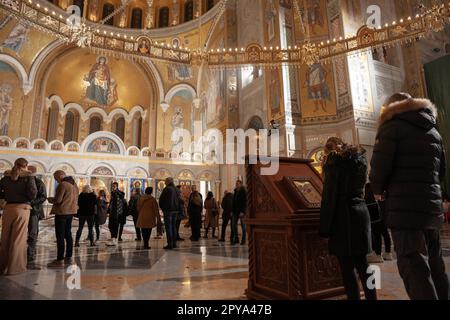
xmin=0 ymin=0 xmax=449 ymax=68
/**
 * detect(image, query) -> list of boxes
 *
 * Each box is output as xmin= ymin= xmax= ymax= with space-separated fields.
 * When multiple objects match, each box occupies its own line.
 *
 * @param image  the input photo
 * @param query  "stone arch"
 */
xmin=154 ymin=168 xmax=173 ymax=180
xmin=0 ymin=159 xmax=13 ymax=173
xmin=13 ymin=137 xmax=31 ymax=149
xmin=126 ymin=166 xmax=149 ymax=178
xmin=177 ymin=169 xmax=195 ymax=180
xmin=197 ymin=170 xmax=216 ymax=181
xmin=86 ymin=162 xmax=117 ymax=176
xmin=27 ymin=161 xmax=47 ymax=174
xmin=165 ymin=83 xmax=196 ymax=104
xmin=0 ymin=54 xmax=30 ymax=94
xmin=49 ymin=162 xmax=77 ymax=175
xmin=31 ymin=138 xmax=49 ymax=150
xmin=80 ymin=131 xmax=127 ymax=155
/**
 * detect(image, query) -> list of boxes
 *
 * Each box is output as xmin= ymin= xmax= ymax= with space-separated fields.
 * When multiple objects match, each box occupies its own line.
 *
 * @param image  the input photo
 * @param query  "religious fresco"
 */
xmin=83 ymin=56 xmax=118 ymax=108
xmin=0 ymin=62 xmax=21 ymax=138
xmin=87 ymin=137 xmax=121 ymax=154
xmin=294 ymin=0 xmax=329 ymax=40
xmin=167 ymin=38 xmax=193 ymax=82
xmin=0 ymin=83 xmax=12 ymax=136
xmin=204 ymin=69 xmax=226 ymax=125
xmin=348 ymin=55 xmax=374 ymax=112
xmin=340 ymin=0 xmax=363 ymax=35
xmin=45 ymin=50 xmax=151 ymax=112
xmin=267 ymin=68 xmax=283 ymax=118
xmin=265 ymin=0 xmax=278 ymax=42
xmin=299 ymin=62 xmax=337 ymax=118
xmin=0 ymin=22 xmax=30 ymax=55
xmin=130 ymin=178 xmax=146 ymax=194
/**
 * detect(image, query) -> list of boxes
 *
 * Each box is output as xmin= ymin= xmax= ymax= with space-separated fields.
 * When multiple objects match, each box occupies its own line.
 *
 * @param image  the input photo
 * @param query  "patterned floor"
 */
xmin=0 ymin=219 xmax=449 ymax=300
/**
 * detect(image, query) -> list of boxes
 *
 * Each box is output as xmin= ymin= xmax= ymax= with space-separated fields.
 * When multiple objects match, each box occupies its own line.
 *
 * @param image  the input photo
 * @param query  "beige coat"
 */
xmin=137 ymin=195 xmax=161 ymax=229
xmin=50 ymin=180 xmax=79 ymax=215
xmin=204 ymin=198 xmax=219 ymax=228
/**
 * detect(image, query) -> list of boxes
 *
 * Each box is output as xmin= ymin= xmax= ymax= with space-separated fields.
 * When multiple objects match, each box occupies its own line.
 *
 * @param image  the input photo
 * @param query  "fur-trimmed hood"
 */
xmin=379 ymin=98 xmax=437 ymax=128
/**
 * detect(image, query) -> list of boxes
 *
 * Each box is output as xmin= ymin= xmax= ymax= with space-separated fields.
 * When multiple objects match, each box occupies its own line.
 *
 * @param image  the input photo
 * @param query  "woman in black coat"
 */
xmin=76 ymin=185 xmax=97 ymax=247
xmin=320 ymin=137 xmax=377 ymax=300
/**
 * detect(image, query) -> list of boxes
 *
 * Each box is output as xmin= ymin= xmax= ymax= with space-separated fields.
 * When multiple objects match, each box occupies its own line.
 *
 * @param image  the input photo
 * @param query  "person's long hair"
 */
xmin=322 ymin=137 xmax=365 ymax=171
xmin=206 ymin=191 xmax=214 ymax=200
xmin=10 ymin=158 xmax=28 ymax=181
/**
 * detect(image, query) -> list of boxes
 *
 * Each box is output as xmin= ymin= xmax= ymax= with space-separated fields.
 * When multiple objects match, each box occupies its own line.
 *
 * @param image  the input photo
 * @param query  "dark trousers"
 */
xmin=231 ymin=213 xmax=246 ymax=244
xmin=372 ymin=221 xmax=392 ymax=255
xmin=220 ymin=213 xmax=231 ymax=241
xmin=392 ymin=229 xmax=450 ymax=300
xmin=164 ymin=212 xmax=178 ymax=248
xmin=55 ymin=215 xmax=73 ymax=261
xmin=190 ymin=212 xmax=202 ymax=241
xmin=176 ymin=217 xmax=182 ymax=239
xmin=337 ymin=256 xmax=378 ymax=300
xmin=141 ymin=228 xmax=152 ymax=248
xmin=94 ymin=222 xmax=100 ymax=240
xmin=132 ymin=214 xmax=141 ymax=240
xmin=108 ymin=214 xmax=119 ymax=239
xmin=75 ymin=216 xmax=94 ymax=244
xmin=27 ymin=215 xmax=39 ymax=262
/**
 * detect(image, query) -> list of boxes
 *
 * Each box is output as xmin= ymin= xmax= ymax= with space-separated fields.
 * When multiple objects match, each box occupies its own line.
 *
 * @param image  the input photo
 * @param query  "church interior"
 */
xmin=0 ymin=0 xmax=449 ymax=301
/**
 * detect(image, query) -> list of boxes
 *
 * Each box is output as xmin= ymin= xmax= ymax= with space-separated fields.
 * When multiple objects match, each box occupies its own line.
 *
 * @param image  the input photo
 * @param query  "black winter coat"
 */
xmin=232 ymin=186 xmax=247 ymax=215
xmin=31 ymin=177 xmax=47 ymax=218
xmin=320 ymin=149 xmax=372 ymax=257
xmin=221 ymin=193 xmax=234 ymax=217
xmin=78 ymin=192 xmax=97 ymax=216
xmin=369 ymin=98 xmax=446 ymax=230
xmin=108 ymin=190 xmax=128 ymax=224
xmin=159 ymin=184 xmax=180 ymax=213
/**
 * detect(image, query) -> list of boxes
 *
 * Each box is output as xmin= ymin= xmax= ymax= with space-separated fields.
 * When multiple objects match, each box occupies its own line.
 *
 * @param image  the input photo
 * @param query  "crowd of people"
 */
xmin=0 ymin=166 xmax=248 ymax=274
xmin=320 ymin=93 xmax=449 ymax=300
xmin=0 ymin=92 xmax=449 ymax=301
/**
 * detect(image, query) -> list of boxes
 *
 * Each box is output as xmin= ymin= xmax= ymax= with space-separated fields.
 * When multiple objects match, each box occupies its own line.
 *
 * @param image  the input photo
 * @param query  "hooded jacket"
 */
xmin=50 ymin=176 xmax=79 ymax=215
xmin=369 ymin=98 xmax=446 ymax=230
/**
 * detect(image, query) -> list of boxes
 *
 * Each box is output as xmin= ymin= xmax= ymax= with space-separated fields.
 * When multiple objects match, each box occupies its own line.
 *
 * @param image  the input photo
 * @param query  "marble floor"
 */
xmin=0 ymin=219 xmax=449 ymax=300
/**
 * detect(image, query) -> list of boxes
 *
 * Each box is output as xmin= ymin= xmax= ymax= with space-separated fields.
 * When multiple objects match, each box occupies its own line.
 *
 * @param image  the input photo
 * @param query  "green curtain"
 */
xmin=424 ymin=55 xmax=450 ymax=197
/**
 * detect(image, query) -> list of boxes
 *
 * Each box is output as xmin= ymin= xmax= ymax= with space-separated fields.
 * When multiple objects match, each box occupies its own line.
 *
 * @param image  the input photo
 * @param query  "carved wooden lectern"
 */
xmin=245 ymin=158 xmax=345 ymax=300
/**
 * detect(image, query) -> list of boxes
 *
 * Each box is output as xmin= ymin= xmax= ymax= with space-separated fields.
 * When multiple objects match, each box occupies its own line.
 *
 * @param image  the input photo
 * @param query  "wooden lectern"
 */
xmin=245 ymin=158 xmax=345 ymax=300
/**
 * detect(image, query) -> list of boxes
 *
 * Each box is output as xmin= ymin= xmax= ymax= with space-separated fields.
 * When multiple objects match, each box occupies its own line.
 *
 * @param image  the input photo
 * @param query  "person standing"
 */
xmin=137 ymin=187 xmax=162 ymax=250
xmin=27 ymin=165 xmax=47 ymax=269
xmin=0 ymin=158 xmax=37 ymax=275
xmin=187 ymin=185 xmax=203 ymax=242
xmin=204 ymin=192 xmax=219 ymax=239
xmin=95 ymin=189 xmax=108 ymax=241
xmin=47 ymin=170 xmax=79 ymax=268
xmin=107 ymin=182 xmax=127 ymax=246
xmin=75 ymin=185 xmax=97 ymax=247
xmin=231 ymin=180 xmax=247 ymax=245
xmin=159 ymin=177 xmax=180 ymax=250
xmin=320 ymin=137 xmax=377 ymax=300
xmin=370 ymin=93 xmax=449 ymax=300
xmin=219 ymin=191 xmax=233 ymax=242
xmin=128 ymin=188 xmax=142 ymax=241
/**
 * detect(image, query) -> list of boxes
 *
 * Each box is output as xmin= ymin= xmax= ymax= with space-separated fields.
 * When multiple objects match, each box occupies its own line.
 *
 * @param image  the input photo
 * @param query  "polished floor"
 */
xmin=0 ymin=219 xmax=449 ymax=300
